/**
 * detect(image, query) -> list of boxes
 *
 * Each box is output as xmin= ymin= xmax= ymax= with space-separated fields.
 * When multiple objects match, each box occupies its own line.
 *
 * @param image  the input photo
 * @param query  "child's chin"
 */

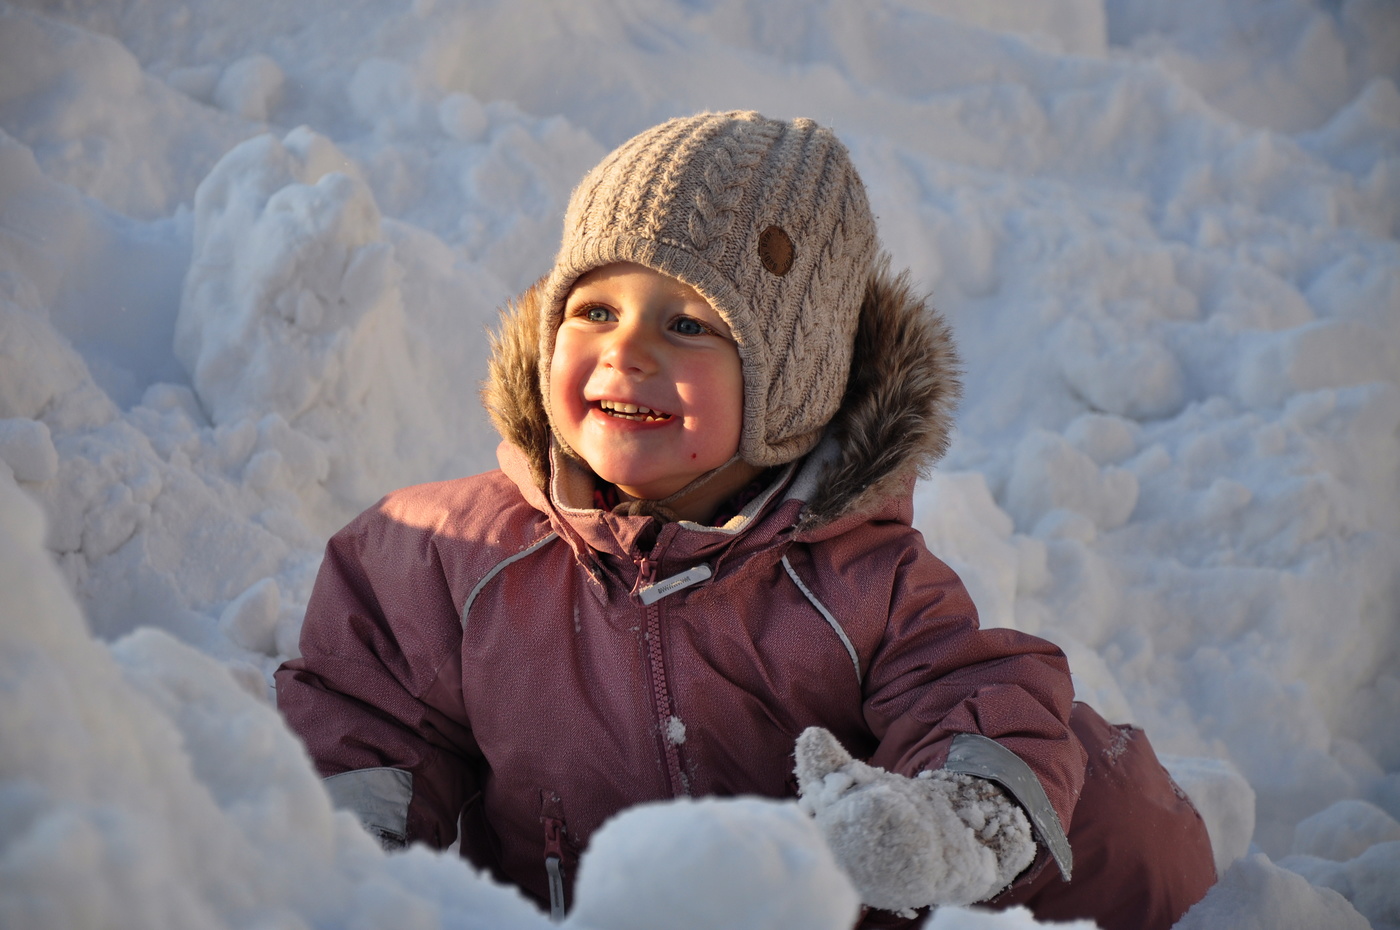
xmin=599 ymin=469 xmax=695 ymax=501
xmin=607 ymin=479 xmax=682 ymax=501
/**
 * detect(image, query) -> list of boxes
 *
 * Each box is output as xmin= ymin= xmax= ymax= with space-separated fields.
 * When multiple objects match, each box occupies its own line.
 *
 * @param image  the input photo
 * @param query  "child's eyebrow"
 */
xmin=565 ymin=290 xmax=607 ymax=305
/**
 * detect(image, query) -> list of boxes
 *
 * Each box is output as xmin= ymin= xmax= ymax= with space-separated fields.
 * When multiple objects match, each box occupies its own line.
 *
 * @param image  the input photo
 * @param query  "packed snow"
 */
xmin=1 ymin=0 xmax=1397 ymax=928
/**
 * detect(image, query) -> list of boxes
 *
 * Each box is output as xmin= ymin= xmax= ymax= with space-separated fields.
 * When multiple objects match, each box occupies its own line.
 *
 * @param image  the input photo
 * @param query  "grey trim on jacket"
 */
xmin=943 ymin=733 xmax=1073 ymax=881
xmin=324 ymin=767 xmax=414 ymax=851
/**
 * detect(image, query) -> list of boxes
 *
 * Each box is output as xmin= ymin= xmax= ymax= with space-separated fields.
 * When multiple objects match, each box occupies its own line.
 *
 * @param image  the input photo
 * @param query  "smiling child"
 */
xmin=276 ymin=111 xmax=1216 ymax=929
xmin=548 ymin=262 xmax=759 ymax=517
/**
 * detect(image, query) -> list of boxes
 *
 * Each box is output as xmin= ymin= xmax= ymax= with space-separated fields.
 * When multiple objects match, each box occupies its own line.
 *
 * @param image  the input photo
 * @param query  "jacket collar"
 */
xmin=484 ymin=255 xmax=961 ymax=535
xmin=500 ymin=439 xmax=801 ymax=567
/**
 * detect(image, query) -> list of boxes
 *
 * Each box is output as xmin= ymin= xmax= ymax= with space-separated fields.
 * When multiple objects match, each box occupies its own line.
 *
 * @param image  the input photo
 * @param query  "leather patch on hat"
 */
xmin=758 ymin=225 xmax=794 ymax=276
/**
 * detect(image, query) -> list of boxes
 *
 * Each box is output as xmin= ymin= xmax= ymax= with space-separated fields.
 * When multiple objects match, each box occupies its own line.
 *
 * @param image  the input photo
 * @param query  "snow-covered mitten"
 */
xmin=794 ymin=727 xmax=1036 ymax=912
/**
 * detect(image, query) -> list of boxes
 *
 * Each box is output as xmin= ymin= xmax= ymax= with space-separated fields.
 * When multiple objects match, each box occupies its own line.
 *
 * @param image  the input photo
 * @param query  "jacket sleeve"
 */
xmin=274 ymin=497 xmax=477 ymax=850
xmin=854 ymin=534 xmax=1086 ymax=880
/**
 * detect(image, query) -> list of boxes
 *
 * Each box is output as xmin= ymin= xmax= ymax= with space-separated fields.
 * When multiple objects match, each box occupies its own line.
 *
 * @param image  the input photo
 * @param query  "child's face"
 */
xmin=550 ymin=262 xmax=745 ymax=501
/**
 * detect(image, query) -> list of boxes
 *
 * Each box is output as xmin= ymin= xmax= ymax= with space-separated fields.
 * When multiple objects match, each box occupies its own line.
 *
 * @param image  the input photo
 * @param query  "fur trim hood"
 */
xmin=482 ymin=259 xmax=961 ymax=532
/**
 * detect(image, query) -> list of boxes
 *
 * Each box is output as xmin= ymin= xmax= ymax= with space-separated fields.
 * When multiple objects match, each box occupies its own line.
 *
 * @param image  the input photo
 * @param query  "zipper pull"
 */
xmin=543 ymin=817 xmax=566 ymax=921
xmin=639 ymin=563 xmax=713 ymax=605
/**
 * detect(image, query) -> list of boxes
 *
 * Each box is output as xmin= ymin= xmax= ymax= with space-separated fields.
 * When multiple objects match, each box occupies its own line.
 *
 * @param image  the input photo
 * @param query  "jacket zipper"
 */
xmin=540 ymin=790 xmax=572 ymax=920
xmin=637 ymin=556 xmax=688 ymax=797
xmin=542 ymin=816 xmax=567 ymax=921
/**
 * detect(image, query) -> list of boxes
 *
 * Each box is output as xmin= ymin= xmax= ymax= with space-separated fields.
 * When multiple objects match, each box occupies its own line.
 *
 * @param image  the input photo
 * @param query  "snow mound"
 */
xmin=0 ymin=470 xmax=553 ymax=930
xmin=1291 ymin=798 xmax=1400 ymax=861
xmin=568 ymin=797 xmax=860 ymax=930
xmin=1278 ymin=842 xmax=1400 ymax=930
xmin=1174 ymin=853 xmax=1371 ymax=930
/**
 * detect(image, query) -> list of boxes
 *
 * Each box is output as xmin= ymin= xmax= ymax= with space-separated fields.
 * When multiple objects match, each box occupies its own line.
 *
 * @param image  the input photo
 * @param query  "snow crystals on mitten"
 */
xmin=794 ymin=726 xmax=1036 ymax=911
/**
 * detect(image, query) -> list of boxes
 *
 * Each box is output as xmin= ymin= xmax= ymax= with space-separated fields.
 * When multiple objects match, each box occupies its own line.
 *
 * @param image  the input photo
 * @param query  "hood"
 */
xmin=481 ymin=257 xmax=961 ymax=532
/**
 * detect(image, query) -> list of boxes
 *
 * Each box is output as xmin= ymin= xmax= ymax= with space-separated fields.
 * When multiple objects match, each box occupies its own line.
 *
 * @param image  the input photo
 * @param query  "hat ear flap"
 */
xmin=484 ymin=275 xmax=552 ymax=489
xmin=803 ymin=259 xmax=962 ymax=526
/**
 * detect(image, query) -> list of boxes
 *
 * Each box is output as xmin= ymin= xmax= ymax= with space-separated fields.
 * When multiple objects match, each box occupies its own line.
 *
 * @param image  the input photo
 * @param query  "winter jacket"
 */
xmin=275 ymin=266 xmax=1086 ymax=920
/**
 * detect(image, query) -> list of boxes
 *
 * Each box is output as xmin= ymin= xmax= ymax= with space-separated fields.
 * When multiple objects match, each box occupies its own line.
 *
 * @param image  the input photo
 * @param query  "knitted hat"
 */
xmin=539 ymin=110 xmax=879 ymax=468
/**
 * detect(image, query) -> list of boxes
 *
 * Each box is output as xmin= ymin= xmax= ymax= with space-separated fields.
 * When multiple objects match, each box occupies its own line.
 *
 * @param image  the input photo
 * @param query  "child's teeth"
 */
xmin=601 ymin=400 xmax=668 ymax=419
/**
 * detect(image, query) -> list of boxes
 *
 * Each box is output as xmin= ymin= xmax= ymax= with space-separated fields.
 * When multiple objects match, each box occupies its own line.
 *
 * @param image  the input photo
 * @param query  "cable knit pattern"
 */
xmin=538 ymin=110 xmax=881 ymax=468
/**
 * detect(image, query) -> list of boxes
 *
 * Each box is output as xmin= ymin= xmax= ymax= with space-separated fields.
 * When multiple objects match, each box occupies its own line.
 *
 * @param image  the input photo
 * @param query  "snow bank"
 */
xmin=0 ymin=469 xmax=554 ymax=930
xmin=2 ymin=0 xmax=1398 ymax=926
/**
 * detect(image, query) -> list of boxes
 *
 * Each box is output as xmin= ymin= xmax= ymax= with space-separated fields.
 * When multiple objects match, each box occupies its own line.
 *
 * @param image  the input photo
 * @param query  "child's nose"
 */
xmin=600 ymin=324 xmax=659 ymax=375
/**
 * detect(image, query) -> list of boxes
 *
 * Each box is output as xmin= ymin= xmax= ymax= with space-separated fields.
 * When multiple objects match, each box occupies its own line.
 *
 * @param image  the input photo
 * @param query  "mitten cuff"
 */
xmin=940 ymin=732 xmax=1073 ymax=881
xmin=917 ymin=771 xmax=1035 ymax=899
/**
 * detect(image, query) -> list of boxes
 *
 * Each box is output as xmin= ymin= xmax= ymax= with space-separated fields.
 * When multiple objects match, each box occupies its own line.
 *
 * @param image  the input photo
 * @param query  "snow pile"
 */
xmin=0 ymin=470 xmax=554 ymax=930
xmin=1174 ymin=853 xmax=1374 ymax=930
xmin=1106 ymin=0 xmax=1400 ymax=134
xmin=1 ymin=0 xmax=1397 ymax=927
xmin=569 ymin=797 xmax=861 ymax=930
xmin=1277 ymin=800 xmax=1400 ymax=929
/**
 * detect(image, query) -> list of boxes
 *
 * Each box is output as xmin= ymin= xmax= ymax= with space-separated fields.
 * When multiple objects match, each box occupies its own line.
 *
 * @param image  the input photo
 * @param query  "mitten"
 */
xmin=794 ymin=727 xmax=1036 ymax=911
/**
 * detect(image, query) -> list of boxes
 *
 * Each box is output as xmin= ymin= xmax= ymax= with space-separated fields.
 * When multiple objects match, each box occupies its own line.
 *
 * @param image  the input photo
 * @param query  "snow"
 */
xmin=568 ymin=797 xmax=861 ymax=930
xmin=1173 ymin=853 xmax=1373 ymax=930
xmin=1159 ymin=754 xmax=1257 ymax=879
xmin=0 ymin=0 xmax=1396 ymax=927
xmin=1290 ymin=799 xmax=1400 ymax=862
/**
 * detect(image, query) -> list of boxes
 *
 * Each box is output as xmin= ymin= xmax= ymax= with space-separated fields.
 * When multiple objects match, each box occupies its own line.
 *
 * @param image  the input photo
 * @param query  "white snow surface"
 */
xmin=0 ymin=0 xmax=1396 ymax=927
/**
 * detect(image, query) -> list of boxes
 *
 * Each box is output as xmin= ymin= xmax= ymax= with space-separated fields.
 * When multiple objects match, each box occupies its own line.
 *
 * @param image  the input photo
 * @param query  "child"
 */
xmin=276 ymin=111 xmax=1216 ymax=929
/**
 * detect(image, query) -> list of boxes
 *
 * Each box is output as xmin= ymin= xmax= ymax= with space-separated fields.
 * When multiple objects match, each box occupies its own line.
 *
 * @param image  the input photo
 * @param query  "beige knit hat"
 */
xmin=539 ymin=110 xmax=879 ymax=467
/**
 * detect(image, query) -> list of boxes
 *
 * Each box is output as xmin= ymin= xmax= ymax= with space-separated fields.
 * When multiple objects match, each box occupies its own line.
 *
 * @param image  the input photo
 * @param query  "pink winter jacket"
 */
xmin=276 ymin=268 xmax=1086 ymax=920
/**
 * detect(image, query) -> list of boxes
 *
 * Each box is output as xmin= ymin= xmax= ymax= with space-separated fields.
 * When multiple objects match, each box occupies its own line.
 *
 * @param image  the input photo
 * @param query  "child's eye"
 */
xmin=581 ymin=305 xmax=614 ymax=323
xmin=673 ymin=317 xmax=708 ymax=336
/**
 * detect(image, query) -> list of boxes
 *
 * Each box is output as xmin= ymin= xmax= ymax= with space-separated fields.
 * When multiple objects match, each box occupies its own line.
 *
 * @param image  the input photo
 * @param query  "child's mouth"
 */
xmin=598 ymin=399 xmax=674 ymax=423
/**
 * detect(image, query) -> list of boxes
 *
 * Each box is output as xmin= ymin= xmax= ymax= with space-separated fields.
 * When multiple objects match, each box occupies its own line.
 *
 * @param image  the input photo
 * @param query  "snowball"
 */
xmin=567 ymin=798 xmax=860 ymax=930
xmin=1290 ymin=799 xmax=1400 ymax=862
